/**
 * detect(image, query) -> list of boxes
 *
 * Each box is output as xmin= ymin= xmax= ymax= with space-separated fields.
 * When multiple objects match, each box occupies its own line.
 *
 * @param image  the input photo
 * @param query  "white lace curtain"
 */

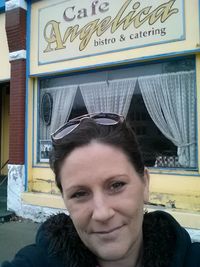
xmin=40 ymin=85 xmax=78 ymax=140
xmin=138 ymin=71 xmax=196 ymax=167
xmin=79 ymin=78 xmax=137 ymax=117
xmin=39 ymin=71 xmax=196 ymax=168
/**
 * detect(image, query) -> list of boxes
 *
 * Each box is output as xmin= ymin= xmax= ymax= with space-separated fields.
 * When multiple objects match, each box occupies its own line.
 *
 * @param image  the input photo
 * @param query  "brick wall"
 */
xmin=9 ymin=60 xmax=26 ymax=164
xmin=6 ymin=6 xmax=27 ymax=164
xmin=5 ymin=8 xmax=26 ymax=52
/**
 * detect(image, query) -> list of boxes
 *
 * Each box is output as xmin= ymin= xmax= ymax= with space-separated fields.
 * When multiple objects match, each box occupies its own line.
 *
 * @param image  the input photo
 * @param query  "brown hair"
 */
xmin=49 ymin=118 xmax=144 ymax=193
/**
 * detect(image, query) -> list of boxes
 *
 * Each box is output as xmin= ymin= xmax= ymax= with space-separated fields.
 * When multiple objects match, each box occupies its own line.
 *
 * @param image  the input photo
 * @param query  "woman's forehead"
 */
xmin=60 ymin=142 xmax=140 ymax=188
xmin=62 ymin=142 xmax=131 ymax=168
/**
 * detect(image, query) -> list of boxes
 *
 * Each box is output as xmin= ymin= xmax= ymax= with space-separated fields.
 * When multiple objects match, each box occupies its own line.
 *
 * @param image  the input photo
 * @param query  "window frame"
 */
xmin=33 ymin=56 xmax=198 ymax=173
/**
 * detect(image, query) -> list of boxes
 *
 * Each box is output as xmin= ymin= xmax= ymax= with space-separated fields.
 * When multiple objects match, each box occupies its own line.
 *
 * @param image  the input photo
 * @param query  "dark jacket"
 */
xmin=1 ymin=211 xmax=200 ymax=267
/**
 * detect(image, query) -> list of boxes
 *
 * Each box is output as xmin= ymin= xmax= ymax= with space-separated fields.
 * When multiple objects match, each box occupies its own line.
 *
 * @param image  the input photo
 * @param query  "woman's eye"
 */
xmin=71 ymin=191 xmax=88 ymax=199
xmin=110 ymin=181 xmax=126 ymax=192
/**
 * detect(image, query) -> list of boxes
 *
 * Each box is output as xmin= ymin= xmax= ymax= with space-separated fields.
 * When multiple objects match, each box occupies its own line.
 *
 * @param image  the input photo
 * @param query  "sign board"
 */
xmin=38 ymin=0 xmax=185 ymax=65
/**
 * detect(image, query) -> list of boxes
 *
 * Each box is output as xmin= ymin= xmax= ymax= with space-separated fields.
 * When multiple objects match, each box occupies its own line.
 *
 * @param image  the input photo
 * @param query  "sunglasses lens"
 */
xmin=94 ymin=117 xmax=119 ymax=125
xmin=53 ymin=123 xmax=78 ymax=140
xmin=93 ymin=113 xmax=122 ymax=125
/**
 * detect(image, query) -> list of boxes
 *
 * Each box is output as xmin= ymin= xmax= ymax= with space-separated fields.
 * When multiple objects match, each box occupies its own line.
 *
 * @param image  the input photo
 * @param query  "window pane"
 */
xmin=37 ymin=58 xmax=197 ymax=168
xmin=127 ymin=87 xmax=178 ymax=167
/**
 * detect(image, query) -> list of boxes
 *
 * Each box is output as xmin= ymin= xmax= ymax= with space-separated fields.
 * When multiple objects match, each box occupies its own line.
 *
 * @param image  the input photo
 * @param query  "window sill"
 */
xmin=149 ymin=167 xmax=199 ymax=177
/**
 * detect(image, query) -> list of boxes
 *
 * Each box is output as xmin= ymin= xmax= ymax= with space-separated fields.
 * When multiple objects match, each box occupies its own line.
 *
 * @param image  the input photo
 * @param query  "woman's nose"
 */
xmin=91 ymin=194 xmax=115 ymax=222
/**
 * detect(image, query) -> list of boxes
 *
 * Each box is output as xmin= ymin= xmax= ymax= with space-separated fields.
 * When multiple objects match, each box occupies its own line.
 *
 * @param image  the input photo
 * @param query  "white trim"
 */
xmin=186 ymin=228 xmax=200 ymax=243
xmin=20 ymin=204 xmax=68 ymax=223
xmin=7 ymin=164 xmax=25 ymax=217
xmin=9 ymin=50 xmax=26 ymax=61
xmin=5 ymin=0 xmax=27 ymax=11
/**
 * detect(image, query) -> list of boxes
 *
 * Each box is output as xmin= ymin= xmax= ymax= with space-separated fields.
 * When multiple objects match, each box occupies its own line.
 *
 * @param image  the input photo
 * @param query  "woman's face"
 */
xmin=60 ymin=142 xmax=149 ymax=264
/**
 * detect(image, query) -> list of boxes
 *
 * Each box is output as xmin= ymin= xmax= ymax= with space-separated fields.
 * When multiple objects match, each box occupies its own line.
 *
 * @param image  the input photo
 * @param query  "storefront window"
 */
xmin=38 ymin=58 xmax=197 ymax=169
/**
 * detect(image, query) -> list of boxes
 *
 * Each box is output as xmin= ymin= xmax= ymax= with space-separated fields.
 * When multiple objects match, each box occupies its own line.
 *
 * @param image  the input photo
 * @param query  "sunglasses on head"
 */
xmin=51 ymin=112 xmax=124 ymax=143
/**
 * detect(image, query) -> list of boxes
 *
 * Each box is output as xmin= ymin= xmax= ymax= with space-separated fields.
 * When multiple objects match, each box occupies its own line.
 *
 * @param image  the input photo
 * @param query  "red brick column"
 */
xmin=6 ymin=8 xmax=26 ymax=52
xmin=9 ymin=60 xmax=26 ymax=163
xmin=5 ymin=6 xmax=27 ymax=164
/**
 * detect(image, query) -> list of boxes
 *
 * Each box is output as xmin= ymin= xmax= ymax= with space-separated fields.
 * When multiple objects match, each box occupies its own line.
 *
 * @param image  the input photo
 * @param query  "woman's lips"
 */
xmin=93 ymin=225 xmax=124 ymax=234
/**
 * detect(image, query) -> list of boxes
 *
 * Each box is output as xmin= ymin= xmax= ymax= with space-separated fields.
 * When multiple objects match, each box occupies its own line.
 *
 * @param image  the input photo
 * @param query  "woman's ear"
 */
xmin=143 ymin=167 xmax=150 ymax=204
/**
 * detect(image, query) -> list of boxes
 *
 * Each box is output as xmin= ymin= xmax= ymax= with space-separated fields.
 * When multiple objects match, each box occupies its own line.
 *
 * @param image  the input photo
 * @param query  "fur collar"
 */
xmin=36 ymin=211 xmax=190 ymax=267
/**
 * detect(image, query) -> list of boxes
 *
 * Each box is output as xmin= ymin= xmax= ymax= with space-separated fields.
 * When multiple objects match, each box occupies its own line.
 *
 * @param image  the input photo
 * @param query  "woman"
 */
xmin=2 ymin=113 xmax=200 ymax=267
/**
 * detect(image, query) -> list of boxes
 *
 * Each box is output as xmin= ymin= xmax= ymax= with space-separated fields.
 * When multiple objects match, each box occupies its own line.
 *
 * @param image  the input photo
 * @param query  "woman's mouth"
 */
xmin=93 ymin=225 xmax=124 ymax=235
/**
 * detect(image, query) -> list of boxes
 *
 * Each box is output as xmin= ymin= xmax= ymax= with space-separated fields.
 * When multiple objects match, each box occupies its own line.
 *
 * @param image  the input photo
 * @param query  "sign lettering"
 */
xmin=38 ymin=0 xmax=184 ymax=64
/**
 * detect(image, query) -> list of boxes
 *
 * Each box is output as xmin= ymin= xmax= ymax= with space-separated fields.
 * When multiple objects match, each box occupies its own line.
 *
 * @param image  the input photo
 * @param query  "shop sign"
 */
xmin=38 ymin=0 xmax=184 ymax=65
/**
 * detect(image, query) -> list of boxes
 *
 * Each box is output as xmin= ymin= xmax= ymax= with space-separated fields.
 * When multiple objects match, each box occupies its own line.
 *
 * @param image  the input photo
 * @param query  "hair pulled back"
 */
xmin=49 ymin=119 xmax=144 ymax=193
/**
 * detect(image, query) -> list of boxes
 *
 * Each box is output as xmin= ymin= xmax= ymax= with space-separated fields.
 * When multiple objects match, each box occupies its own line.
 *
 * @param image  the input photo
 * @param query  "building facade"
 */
xmin=1 ymin=0 xmax=200 ymax=238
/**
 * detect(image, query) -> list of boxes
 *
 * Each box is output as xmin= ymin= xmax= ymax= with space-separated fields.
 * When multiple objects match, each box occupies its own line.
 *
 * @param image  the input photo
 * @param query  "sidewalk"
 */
xmin=0 ymin=176 xmax=40 ymax=264
xmin=0 ymin=218 xmax=40 ymax=264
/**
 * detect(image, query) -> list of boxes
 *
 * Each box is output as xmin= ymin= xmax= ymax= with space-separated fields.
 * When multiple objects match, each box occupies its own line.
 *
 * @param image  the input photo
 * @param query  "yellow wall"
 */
xmin=149 ymin=174 xmax=200 ymax=211
xmin=0 ymin=13 xmax=10 ymax=81
xmin=1 ymin=89 xmax=9 ymax=175
xmin=196 ymin=55 xmax=200 ymax=171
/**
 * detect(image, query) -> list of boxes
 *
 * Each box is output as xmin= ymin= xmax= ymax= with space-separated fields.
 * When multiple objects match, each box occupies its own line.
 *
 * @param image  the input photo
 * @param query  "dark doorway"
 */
xmin=0 ymin=82 xmax=10 ymax=219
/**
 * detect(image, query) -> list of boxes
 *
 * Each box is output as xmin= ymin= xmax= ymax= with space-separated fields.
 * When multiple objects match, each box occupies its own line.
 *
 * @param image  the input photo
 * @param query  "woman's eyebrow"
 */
xmin=104 ymin=174 xmax=128 ymax=181
xmin=64 ymin=185 xmax=87 ymax=195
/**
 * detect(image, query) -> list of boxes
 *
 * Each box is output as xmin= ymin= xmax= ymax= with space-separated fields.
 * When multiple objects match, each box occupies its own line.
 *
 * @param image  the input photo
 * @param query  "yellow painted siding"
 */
xmin=26 ymin=79 xmax=35 ymax=191
xmin=31 ymin=167 xmax=58 ymax=194
xmin=149 ymin=174 xmax=200 ymax=211
xmin=22 ymin=192 xmax=66 ymax=209
xmin=0 ymin=13 xmax=10 ymax=81
xmin=196 ymin=55 xmax=200 ymax=172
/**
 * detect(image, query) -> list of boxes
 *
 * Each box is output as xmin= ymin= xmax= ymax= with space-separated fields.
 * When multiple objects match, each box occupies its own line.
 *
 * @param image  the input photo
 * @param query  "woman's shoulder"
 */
xmin=184 ymin=242 xmax=200 ymax=267
xmin=143 ymin=210 xmax=200 ymax=267
xmin=36 ymin=213 xmax=97 ymax=267
xmin=36 ymin=213 xmax=70 ymax=248
xmin=1 ymin=214 xmax=69 ymax=267
xmin=1 ymin=244 xmax=45 ymax=267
